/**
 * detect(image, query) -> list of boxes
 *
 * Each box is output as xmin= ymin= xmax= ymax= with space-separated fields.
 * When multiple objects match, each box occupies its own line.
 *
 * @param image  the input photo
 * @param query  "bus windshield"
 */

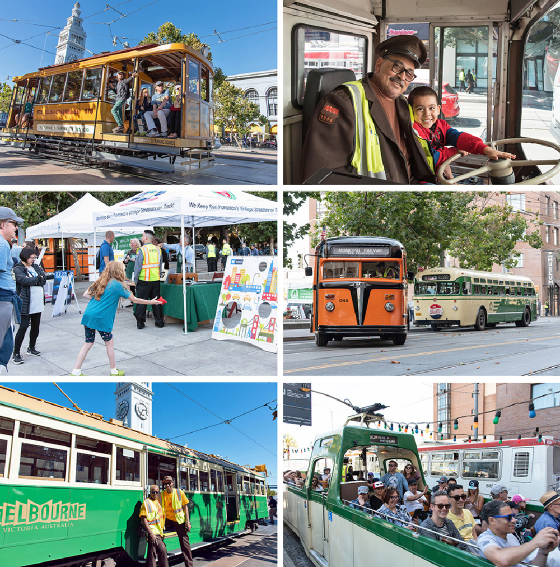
xmin=322 ymin=260 xmax=401 ymax=279
xmin=415 ymin=281 xmax=460 ymax=295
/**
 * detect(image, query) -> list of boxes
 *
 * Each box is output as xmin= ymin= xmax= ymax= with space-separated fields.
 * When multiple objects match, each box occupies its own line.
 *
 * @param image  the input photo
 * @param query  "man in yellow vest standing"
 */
xmin=303 ymin=35 xmax=435 ymax=184
xmin=206 ymin=238 xmax=218 ymax=272
xmin=220 ymin=238 xmax=232 ymax=270
xmin=140 ymin=484 xmax=169 ymax=567
xmin=162 ymin=475 xmax=193 ymax=567
xmin=133 ymin=229 xmax=164 ymax=329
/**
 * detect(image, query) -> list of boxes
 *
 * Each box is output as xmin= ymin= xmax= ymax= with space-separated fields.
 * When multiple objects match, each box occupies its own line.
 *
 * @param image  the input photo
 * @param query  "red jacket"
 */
xmin=412 ymin=118 xmax=488 ymax=172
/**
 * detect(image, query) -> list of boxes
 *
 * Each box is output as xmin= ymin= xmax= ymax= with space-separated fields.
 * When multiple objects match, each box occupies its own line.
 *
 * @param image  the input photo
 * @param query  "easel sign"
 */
xmin=52 ymin=271 xmax=82 ymax=317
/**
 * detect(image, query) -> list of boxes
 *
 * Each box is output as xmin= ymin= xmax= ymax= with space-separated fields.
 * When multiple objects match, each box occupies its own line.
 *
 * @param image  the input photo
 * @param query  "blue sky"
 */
xmin=0 ymin=0 xmax=277 ymax=81
xmin=3 ymin=381 xmax=278 ymax=485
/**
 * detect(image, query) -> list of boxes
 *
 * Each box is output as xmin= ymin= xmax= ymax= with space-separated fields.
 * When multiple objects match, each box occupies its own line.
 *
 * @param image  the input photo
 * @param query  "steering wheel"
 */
xmin=437 ymin=137 xmax=560 ymax=185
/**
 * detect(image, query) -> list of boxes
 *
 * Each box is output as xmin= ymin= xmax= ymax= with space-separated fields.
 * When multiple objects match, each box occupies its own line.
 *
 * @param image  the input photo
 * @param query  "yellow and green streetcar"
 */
xmin=413 ymin=267 xmax=537 ymax=331
xmin=0 ymin=386 xmax=268 ymax=567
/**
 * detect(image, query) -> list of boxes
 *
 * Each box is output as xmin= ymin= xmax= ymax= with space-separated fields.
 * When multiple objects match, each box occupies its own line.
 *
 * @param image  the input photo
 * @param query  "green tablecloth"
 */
xmin=161 ymin=282 xmax=221 ymax=332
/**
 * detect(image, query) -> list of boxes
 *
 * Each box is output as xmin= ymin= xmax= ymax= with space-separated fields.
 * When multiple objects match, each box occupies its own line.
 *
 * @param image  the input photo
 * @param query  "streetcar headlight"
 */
xmin=452 ymin=306 xmax=458 ymax=311
xmin=415 ymin=305 xmax=420 ymax=311
xmin=325 ymin=302 xmax=335 ymax=312
xmin=385 ymin=302 xmax=395 ymax=312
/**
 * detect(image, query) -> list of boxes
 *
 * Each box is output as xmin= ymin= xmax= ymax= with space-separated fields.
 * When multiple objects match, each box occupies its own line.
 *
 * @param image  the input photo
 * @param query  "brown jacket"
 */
xmin=302 ymin=75 xmax=435 ymax=184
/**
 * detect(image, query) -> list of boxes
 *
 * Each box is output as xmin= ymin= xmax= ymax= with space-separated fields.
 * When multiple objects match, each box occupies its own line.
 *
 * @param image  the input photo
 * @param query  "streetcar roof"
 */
xmin=322 ymin=236 xmax=404 ymax=248
xmin=0 ymin=385 xmax=263 ymax=478
xmin=415 ymin=266 xmax=535 ymax=284
xmin=13 ymin=42 xmax=213 ymax=83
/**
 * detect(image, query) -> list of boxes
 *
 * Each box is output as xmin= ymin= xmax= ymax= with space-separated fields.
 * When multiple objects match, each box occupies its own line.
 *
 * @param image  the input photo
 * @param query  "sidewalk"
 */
xmin=214 ymin=146 xmax=277 ymax=164
xmin=5 ymin=282 xmax=276 ymax=377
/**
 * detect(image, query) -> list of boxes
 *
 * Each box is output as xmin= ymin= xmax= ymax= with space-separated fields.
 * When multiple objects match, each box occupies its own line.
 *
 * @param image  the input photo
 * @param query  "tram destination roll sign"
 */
xmin=284 ymin=383 xmax=312 ymax=426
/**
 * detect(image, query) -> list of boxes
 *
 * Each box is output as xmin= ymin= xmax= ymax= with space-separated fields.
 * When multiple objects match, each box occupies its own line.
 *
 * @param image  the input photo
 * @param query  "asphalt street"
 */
xmin=283 ymin=317 xmax=560 ymax=376
xmin=0 ymin=145 xmax=277 ymax=185
xmin=283 ymin=524 xmax=314 ymax=567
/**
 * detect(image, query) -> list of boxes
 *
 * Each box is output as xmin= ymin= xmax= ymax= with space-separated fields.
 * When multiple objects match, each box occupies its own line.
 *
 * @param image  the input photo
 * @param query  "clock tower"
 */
xmin=115 ymin=383 xmax=153 ymax=435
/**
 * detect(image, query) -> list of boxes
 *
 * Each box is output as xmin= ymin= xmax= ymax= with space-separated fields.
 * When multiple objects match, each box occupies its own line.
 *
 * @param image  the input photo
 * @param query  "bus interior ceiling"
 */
xmin=284 ymin=0 xmax=560 ymax=184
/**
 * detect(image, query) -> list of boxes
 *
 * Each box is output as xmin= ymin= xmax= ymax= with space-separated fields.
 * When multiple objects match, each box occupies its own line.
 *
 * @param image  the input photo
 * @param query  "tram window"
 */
xmin=64 ymin=70 xmax=83 ymax=102
xmin=416 ymin=282 xmax=437 ymax=295
xmin=293 ymin=24 xmax=367 ymax=107
xmin=105 ymin=68 xmax=120 ymax=102
xmin=199 ymin=470 xmax=210 ymax=491
xmin=513 ymin=452 xmax=530 ymax=478
xmin=19 ymin=422 xmax=71 ymax=447
xmin=462 ymin=450 xmax=499 ymax=479
xmin=429 ymin=452 xmax=459 ymax=478
xmin=201 ymin=66 xmax=209 ymax=102
xmin=19 ymin=443 xmax=66 ymax=480
xmin=81 ymin=68 xmax=102 ymax=101
xmin=323 ymin=261 xmax=359 ymax=279
xmin=362 ymin=261 xmax=400 ymax=280
xmin=237 ymin=473 xmax=243 ymax=492
xmin=148 ymin=453 xmax=176 ymax=486
xmin=439 ymin=282 xmax=459 ymax=295
xmin=217 ymin=470 xmax=224 ymax=492
xmin=0 ymin=439 xmax=7 ymax=477
xmin=76 ymin=436 xmax=111 ymax=454
xmin=179 ymin=469 xmax=188 ymax=490
xmin=211 ymin=469 xmax=217 ymax=492
xmin=48 ymin=74 xmax=66 ymax=103
xmin=115 ymin=447 xmax=140 ymax=482
xmin=37 ymin=76 xmax=53 ymax=104
xmin=0 ymin=417 xmax=14 ymax=436
xmin=76 ymin=453 xmax=109 ymax=484
xmin=188 ymin=60 xmax=200 ymax=97
xmin=311 ymin=457 xmax=333 ymax=493
xmin=189 ymin=468 xmax=199 ymax=491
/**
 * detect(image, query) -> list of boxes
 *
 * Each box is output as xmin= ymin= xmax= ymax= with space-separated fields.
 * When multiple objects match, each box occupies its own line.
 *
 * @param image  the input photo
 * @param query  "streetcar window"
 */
xmin=323 ymin=261 xmax=359 ymax=279
xmin=0 ymin=417 xmax=14 ymax=436
xmin=293 ymin=24 xmax=367 ymax=107
xmin=76 ymin=453 xmax=109 ymax=484
xmin=217 ymin=470 xmax=224 ymax=492
xmin=243 ymin=476 xmax=251 ymax=493
xmin=148 ymin=453 xmax=176 ymax=486
xmin=439 ymin=282 xmax=460 ymax=295
xmin=513 ymin=452 xmax=530 ymax=478
xmin=81 ymin=68 xmax=102 ymax=101
xmin=189 ymin=468 xmax=199 ymax=491
xmin=211 ymin=469 xmax=218 ymax=492
xmin=19 ymin=444 xmax=66 ymax=481
xmin=64 ymin=70 xmax=83 ymax=102
xmin=237 ymin=473 xmax=243 ymax=492
xmin=19 ymin=422 xmax=71 ymax=447
xmin=429 ymin=452 xmax=459 ymax=478
xmin=199 ymin=470 xmax=210 ymax=491
xmin=201 ymin=66 xmax=210 ymax=102
xmin=105 ymin=68 xmax=120 ymax=102
xmin=48 ymin=74 xmax=66 ymax=103
xmin=311 ymin=457 xmax=333 ymax=494
xmin=415 ymin=282 xmax=437 ymax=295
xmin=179 ymin=468 xmax=188 ymax=490
xmin=462 ymin=450 xmax=500 ymax=480
xmin=188 ymin=60 xmax=200 ymax=96
xmin=37 ymin=76 xmax=53 ymax=104
xmin=362 ymin=261 xmax=400 ymax=280
xmin=0 ymin=439 xmax=7 ymax=477
xmin=76 ymin=436 xmax=111 ymax=454
xmin=115 ymin=447 xmax=140 ymax=482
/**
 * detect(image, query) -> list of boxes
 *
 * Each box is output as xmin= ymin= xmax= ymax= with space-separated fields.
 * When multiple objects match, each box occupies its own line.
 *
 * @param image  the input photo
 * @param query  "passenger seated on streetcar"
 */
xmin=535 ymin=490 xmax=560 ymax=534
xmin=377 ymin=487 xmax=414 ymax=528
xmin=167 ymin=84 xmax=182 ymax=139
xmin=311 ymin=475 xmax=325 ymax=492
xmin=349 ymin=485 xmax=373 ymax=512
xmin=134 ymin=87 xmax=152 ymax=133
xmin=369 ymin=481 xmax=386 ymax=511
xmin=145 ymin=81 xmax=171 ymax=138
xmin=381 ymin=460 xmax=409 ymax=500
xmin=403 ymin=479 xmax=429 ymax=521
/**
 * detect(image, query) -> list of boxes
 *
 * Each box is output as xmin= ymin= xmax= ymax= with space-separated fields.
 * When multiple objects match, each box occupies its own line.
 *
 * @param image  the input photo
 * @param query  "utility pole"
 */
xmin=473 ymin=383 xmax=479 ymax=441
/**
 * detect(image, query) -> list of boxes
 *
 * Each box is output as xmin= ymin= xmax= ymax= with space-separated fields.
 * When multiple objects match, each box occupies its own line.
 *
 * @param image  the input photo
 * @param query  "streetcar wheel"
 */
xmin=430 ymin=324 xmax=441 ymax=331
xmin=518 ymin=308 xmax=531 ymax=327
xmin=315 ymin=332 xmax=328 ymax=346
xmin=474 ymin=308 xmax=487 ymax=331
xmin=393 ymin=334 xmax=407 ymax=346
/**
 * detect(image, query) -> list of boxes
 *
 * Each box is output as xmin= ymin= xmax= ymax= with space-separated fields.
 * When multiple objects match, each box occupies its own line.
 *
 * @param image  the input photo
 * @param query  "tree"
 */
xmin=139 ymin=22 xmax=212 ymax=60
xmin=234 ymin=191 xmax=277 ymax=252
xmin=283 ymin=191 xmax=320 ymax=268
xmin=0 ymin=83 xmax=13 ymax=113
xmin=318 ymin=192 xmax=542 ymax=272
xmin=214 ymin=81 xmax=260 ymax=147
xmin=213 ymin=67 xmax=227 ymax=92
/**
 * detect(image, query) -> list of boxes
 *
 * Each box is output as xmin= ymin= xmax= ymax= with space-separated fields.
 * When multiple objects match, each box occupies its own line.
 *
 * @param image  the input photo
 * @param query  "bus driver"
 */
xmin=302 ymin=35 xmax=436 ymax=184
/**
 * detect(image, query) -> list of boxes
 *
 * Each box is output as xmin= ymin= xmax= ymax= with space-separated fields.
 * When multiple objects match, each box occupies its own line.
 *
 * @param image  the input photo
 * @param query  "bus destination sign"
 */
xmin=329 ymin=246 xmax=390 ymax=257
xmin=422 ymin=274 xmax=450 ymax=281
xmin=369 ymin=433 xmax=398 ymax=445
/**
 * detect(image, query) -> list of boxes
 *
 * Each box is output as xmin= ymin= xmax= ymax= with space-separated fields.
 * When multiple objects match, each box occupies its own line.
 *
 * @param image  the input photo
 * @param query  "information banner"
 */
xmin=283 ymin=383 xmax=312 ymax=426
xmin=212 ymin=256 xmax=278 ymax=353
xmin=52 ymin=271 xmax=74 ymax=318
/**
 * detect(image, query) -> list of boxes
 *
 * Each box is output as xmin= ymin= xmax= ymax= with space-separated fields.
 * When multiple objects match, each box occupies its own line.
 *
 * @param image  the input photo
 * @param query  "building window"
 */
xmin=555 ymin=202 xmax=559 ymax=220
xmin=547 ymin=196 xmax=551 ymax=216
xmin=547 ymin=225 xmax=551 ymax=244
xmin=532 ymin=383 xmax=560 ymax=410
xmin=245 ymin=89 xmax=259 ymax=105
xmin=555 ymin=228 xmax=559 ymax=246
xmin=506 ymin=194 xmax=525 ymax=212
xmin=266 ymin=87 xmax=277 ymax=116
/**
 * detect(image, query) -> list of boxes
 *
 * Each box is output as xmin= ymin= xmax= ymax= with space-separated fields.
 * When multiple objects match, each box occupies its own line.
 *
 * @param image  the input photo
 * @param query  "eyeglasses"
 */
xmin=389 ymin=495 xmax=399 ymax=500
xmin=384 ymin=57 xmax=417 ymax=82
xmin=389 ymin=463 xmax=397 ymax=467
xmin=452 ymin=494 xmax=467 ymax=501
xmin=491 ymin=514 xmax=516 ymax=521
xmin=163 ymin=481 xmax=172 ymax=486
xmin=150 ymin=490 xmax=160 ymax=494
xmin=435 ymin=503 xmax=451 ymax=510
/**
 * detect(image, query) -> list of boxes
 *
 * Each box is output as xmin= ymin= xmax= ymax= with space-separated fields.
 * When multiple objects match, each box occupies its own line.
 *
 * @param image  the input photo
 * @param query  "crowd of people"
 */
xmin=284 ymin=461 xmax=560 ymax=567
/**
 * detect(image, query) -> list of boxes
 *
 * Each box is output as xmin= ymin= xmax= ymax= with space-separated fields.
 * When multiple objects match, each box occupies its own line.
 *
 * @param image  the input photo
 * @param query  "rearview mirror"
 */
xmin=305 ymin=267 xmax=312 ymax=277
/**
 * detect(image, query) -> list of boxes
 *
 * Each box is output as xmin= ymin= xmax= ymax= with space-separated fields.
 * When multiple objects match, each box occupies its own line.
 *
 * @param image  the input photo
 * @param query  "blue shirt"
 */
xmin=535 ymin=511 xmax=560 ymax=533
xmin=380 ymin=472 xmax=408 ymax=499
xmin=151 ymin=89 xmax=171 ymax=109
xmin=0 ymin=236 xmax=15 ymax=292
xmin=99 ymin=240 xmax=114 ymax=273
xmin=81 ymin=279 xmax=131 ymax=333
xmin=164 ymin=243 xmax=195 ymax=264
xmin=239 ymin=246 xmax=250 ymax=256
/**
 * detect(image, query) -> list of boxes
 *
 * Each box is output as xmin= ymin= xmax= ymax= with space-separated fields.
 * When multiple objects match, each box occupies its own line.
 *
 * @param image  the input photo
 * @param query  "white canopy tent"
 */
xmin=93 ymin=189 xmax=278 ymax=334
xmin=26 ymin=193 xmax=144 ymax=270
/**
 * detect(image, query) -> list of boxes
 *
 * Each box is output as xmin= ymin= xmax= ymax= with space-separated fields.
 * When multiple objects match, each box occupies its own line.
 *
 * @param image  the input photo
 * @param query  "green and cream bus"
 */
xmin=413 ymin=267 xmax=537 ymax=330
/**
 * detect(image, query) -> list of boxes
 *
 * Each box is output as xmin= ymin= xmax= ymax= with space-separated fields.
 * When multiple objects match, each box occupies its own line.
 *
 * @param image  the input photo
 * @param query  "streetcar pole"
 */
xmin=473 ymin=383 xmax=479 ymax=441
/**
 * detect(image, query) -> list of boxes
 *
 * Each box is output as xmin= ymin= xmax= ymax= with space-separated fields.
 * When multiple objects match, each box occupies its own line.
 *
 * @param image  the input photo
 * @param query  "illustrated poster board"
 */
xmin=212 ymin=256 xmax=278 ymax=353
xmin=52 ymin=271 xmax=74 ymax=317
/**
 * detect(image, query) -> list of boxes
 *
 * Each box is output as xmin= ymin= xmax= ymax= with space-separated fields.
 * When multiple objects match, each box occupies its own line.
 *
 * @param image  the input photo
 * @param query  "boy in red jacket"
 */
xmin=408 ymin=86 xmax=515 ymax=178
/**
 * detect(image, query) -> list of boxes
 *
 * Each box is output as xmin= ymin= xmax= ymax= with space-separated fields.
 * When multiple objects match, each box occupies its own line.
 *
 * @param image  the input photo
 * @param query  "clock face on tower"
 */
xmin=116 ymin=400 xmax=129 ymax=420
xmin=135 ymin=401 xmax=149 ymax=420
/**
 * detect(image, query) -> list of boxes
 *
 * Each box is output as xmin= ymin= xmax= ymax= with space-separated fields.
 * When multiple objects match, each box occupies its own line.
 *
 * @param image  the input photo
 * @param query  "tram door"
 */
xmin=225 ymin=472 xmax=240 ymax=522
xmin=309 ymin=458 xmax=331 ymax=562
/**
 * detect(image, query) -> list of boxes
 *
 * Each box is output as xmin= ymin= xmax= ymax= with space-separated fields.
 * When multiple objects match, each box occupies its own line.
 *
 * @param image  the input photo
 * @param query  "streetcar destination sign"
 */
xmin=369 ymin=433 xmax=398 ymax=445
xmin=422 ymin=274 xmax=450 ymax=281
xmin=329 ymin=246 xmax=390 ymax=257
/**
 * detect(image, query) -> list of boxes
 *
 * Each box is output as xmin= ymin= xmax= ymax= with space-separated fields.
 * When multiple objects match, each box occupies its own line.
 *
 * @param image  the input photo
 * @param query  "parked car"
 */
xmin=0 ymin=112 xmax=7 ymax=128
xmin=195 ymin=244 xmax=206 ymax=258
xmin=405 ymin=82 xmax=460 ymax=120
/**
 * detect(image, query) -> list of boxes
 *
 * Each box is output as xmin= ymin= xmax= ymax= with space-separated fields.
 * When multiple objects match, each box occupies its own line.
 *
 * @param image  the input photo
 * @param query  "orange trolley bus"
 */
xmin=306 ymin=236 xmax=412 ymax=346
xmin=1 ymin=42 xmax=214 ymax=172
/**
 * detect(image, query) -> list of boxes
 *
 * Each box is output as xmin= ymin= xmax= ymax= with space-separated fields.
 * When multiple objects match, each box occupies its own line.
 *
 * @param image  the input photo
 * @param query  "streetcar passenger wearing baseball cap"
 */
xmin=534 ymin=490 xmax=560 ymax=533
xmin=302 ymin=35 xmax=436 ymax=184
xmin=490 ymin=484 xmax=509 ymax=501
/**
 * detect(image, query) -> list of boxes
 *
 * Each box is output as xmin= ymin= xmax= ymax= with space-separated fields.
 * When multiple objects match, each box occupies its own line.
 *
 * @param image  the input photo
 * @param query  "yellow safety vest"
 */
xmin=143 ymin=498 xmax=164 ymax=537
xmin=408 ymin=105 xmax=434 ymax=174
xmin=139 ymin=244 xmax=161 ymax=282
xmin=164 ymin=488 xmax=186 ymax=524
xmin=207 ymin=244 xmax=216 ymax=258
xmin=221 ymin=243 xmax=232 ymax=256
xmin=343 ymin=81 xmax=433 ymax=177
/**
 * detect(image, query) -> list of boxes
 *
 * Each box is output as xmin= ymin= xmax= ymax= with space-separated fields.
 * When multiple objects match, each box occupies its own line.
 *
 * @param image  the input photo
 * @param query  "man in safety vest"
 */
xmin=133 ymin=229 xmax=164 ymax=329
xmin=206 ymin=238 xmax=218 ymax=272
xmin=303 ymin=35 xmax=435 ymax=184
xmin=220 ymin=238 xmax=232 ymax=270
xmin=162 ymin=475 xmax=193 ymax=567
xmin=140 ymin=484 xmax=169 ymax=567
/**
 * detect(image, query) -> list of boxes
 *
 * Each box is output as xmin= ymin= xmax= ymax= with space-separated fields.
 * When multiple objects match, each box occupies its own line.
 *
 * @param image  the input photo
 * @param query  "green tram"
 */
xmin=413 ymin=267 xmax=537 ymax=331
xmin=284 ymin=414 xmax=490 ymax=567
xmin=0 ymin=386 xmax=267 ymax=567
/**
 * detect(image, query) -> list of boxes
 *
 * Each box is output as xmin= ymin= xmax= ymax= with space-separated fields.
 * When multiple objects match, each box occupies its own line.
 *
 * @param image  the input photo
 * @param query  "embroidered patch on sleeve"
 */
xmin=318 ymin=104 xmax=340 ymax=125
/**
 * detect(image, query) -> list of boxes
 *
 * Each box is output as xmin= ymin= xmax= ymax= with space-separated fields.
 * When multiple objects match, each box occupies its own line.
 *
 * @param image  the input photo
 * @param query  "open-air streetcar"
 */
xmin=0 ymin=386 xmax=267 ymax=567
xmin=1 ymin=42 xmax=215 ymax=173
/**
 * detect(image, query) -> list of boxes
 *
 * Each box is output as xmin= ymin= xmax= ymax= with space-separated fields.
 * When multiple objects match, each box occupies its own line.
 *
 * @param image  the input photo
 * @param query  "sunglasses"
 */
xmin=435 ymin=503 xmax=451 ymax=510
xmin=151 ymin=490 xmax=160 ymax=494
xmin=163 ymin=481 xmax=172 ymax=486
xmin=491 ymin=514 xmax=516 ymax=521
xmin=451 ymin=494 xmax=467 ymax=501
